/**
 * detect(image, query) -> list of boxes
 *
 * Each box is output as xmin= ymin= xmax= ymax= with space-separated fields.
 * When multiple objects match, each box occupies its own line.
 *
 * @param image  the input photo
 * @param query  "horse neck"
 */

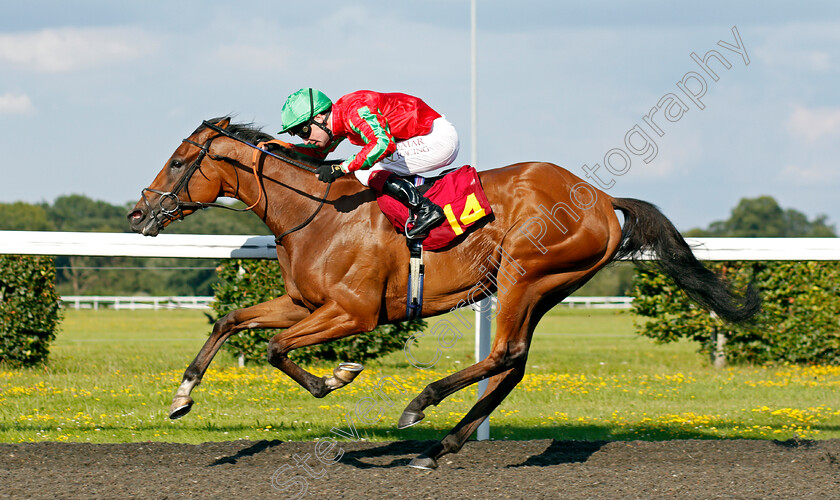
xmin=218 ymin=141 xmax=326 ymax=237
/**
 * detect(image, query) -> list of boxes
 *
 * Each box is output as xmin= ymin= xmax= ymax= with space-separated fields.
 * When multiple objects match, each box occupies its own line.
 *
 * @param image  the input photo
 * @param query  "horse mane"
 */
xmin=198 ymin=116 xmax=325 ymax=168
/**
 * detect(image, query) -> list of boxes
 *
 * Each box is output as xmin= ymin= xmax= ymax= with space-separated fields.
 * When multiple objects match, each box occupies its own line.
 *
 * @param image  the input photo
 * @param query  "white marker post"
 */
xmin=475 ymin=297 xmax=491 ymax=440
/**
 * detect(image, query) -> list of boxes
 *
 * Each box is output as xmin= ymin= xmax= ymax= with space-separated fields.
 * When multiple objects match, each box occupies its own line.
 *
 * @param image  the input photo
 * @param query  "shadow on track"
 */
xmin=210 ymin=439 xmax=285 ymax=466
xmin=506 ymin=439 xmax=608 ymax=467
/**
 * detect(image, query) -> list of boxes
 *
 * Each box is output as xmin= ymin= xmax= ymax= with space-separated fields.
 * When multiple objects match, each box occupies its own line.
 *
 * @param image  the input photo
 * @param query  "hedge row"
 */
xmin=632 ymin=261 xmax=840 ymax=365
xmin=0 ymin=255 xmax=63 ymax=367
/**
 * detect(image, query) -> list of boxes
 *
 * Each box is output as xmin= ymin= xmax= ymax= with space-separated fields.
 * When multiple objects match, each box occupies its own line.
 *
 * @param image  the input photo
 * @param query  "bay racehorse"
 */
xmin=128 ymin=117 xmax=760 ymax=469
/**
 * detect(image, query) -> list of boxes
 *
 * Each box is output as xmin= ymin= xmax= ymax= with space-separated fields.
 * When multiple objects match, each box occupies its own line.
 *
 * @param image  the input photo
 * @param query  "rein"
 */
xmin=141 ymin=121 xmax=331 ymax=244
xmin=200 ymin=121 xmax=320 ymax=174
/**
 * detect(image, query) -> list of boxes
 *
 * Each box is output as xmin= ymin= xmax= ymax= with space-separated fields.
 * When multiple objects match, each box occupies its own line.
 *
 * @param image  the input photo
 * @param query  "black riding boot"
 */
xmin=381 ymin=175 xmax=445 ymax=238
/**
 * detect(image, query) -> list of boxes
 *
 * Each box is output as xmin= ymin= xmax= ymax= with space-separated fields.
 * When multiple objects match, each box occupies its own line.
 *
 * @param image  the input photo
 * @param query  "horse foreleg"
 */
xmin=409 ymin=362 xmax=526 ymax=469
xmin=170 ymin=295 xmax=310 ymax=419
xmin=266 ymin=301 xmax=377 ymax=398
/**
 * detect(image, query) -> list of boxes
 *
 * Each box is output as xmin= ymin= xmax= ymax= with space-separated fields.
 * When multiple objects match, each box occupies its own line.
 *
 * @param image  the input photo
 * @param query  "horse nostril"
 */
xmin=128 ymin=210 xmax=144 ymax=221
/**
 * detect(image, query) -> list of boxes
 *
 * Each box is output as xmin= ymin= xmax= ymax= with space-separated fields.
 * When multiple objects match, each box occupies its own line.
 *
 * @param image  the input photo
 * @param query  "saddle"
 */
xmin=375 ymin=165 xmax=494 ymax=319
xmin=376 ymin=165 xmax=493 ymax=251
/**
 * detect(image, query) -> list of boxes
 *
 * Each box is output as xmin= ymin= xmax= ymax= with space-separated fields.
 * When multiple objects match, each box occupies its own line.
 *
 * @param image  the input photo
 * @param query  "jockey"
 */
xmin=278 ymin=88 xmax=460 ymax=238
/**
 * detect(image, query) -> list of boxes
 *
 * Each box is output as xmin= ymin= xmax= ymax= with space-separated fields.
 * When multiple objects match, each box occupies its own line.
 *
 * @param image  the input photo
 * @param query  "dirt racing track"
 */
xmin=2 ymin=438 xmax=839 ymax=499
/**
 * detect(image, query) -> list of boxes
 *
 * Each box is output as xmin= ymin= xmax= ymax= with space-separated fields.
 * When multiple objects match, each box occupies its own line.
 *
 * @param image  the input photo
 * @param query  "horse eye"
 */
xmin=170 ymin=159 xmax=183 ymax=169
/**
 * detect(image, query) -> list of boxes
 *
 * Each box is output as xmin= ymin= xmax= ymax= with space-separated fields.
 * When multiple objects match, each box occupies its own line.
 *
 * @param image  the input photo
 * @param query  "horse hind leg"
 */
xmin=398 ymin=279 xmax=543 ymax=430
xmin=397 ymin=336 xmax=528 ymax=429
xmin=399 ymin=227 xmax=620 ymax=427
xmin=402 ymin=271 xmax=602 ymax=468
xmin=409 ymin=362 xmax=526 ymax=470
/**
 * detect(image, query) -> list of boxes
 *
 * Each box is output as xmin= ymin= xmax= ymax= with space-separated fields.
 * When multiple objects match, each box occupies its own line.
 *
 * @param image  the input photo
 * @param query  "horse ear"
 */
xmin=215 ymin=117 xmax=231 ymax=129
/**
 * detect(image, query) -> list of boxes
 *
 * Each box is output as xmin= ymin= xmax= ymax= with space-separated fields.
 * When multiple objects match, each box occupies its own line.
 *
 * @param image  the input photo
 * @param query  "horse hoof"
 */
xmin=169 ymin=396 xmax=194 ymax=419
xmin=407 ymin=455 xmax=438 ymax=470
xmin=324 ymin=362 xmax=364 ymax=390
xmin=397 ymin=410 xmax=425 ymax=429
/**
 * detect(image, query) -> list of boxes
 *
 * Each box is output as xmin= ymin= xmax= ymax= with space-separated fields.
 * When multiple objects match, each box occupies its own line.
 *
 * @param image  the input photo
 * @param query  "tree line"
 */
xmin=684 ymin=195 xmax=836 ymax=238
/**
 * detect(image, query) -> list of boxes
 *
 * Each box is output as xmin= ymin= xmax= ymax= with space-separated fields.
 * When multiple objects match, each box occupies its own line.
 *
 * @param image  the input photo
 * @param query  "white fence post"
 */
xmin=475 ymin=297 xmax=492 ymax=440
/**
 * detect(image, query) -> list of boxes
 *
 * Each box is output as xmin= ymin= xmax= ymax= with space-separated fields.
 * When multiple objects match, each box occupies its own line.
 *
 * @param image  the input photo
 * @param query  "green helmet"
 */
xmin=279 ymin=88 xmax=332 ymax=134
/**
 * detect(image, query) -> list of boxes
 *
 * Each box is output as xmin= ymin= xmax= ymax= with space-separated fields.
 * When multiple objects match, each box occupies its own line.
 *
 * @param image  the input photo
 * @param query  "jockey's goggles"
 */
xmin=290 ymin=115 xmax=331 ymax=141
xmin=290 ymin=121 xmax=313 ymax=140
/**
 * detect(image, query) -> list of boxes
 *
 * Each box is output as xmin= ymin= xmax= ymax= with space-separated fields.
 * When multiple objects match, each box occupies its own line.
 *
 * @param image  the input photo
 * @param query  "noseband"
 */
xmin=139 ymin=121 xmax=331 ymax=243
xmin=139 ymin=134 xmax=239 ymax=227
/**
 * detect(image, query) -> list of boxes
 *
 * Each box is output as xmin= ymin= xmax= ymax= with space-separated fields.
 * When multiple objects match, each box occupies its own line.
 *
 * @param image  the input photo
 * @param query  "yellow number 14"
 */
xmin=442 ymin=193 xmax=486 ymax=235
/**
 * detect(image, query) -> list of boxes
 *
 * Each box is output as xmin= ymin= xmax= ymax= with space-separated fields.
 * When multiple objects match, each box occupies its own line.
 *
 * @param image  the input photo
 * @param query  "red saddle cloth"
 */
xmin=376 ymin=165 xmax=493 ymax=250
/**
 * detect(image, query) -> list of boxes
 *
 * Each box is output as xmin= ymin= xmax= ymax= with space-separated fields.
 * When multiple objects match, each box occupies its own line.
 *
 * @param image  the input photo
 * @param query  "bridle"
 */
xmin=139 ymin=120 xmax=331 ymax=244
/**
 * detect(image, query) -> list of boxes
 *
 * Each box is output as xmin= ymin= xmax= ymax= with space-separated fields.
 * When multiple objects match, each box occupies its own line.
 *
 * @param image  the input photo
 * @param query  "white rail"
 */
xmin=57 ymin=295 xmax=631 ymax=311
xmin=61 ymin=296 xmax=214 ymax=311
xmin=561 ymin=296 xmax=633 ymax=309
xmin=1 ymin=231 xmax=838 ymax=260
xmin=0 ymin=231 xmax=278 ymax=259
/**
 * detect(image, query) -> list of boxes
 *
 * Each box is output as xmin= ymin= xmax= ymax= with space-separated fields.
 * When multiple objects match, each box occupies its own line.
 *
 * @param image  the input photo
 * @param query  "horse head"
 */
xmin=128 ymin=117 xmax=234 ymax=236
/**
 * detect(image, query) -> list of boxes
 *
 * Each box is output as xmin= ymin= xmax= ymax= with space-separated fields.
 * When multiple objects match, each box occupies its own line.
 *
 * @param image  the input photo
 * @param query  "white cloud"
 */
xmin=806 ymin=51 xmax=832 ymax=71
xmin=755 ymin=48 xmax=834 ymax=72
xmin=753 ymin=22 xmax=840 ymax=72
xmin=779 ymin=163 xmax=840 ymax=184
xmin=0 ymin=92 xmax=34 ymax=115
xmin=0 ymin=27 xmax=157 ymax=72
xmin=787 ymin=105 xmax=840 ymax=143
xmin=212 ymin=44 xmax=290 ymax=71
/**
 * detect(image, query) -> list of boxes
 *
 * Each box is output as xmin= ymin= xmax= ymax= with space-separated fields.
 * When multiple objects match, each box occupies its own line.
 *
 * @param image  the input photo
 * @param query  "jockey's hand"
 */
xmin=317 ymin=163 xmax=345 ymax=183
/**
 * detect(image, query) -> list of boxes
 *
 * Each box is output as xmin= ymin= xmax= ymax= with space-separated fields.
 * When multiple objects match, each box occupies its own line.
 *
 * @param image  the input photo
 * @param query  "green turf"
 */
xmin=1 ymin=308 xmax=837 ymax=444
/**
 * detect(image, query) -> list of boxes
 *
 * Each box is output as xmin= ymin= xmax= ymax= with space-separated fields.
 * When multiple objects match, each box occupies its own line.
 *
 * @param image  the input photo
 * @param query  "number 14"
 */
xmin=442 ymin=193 xmax=486 ymax=235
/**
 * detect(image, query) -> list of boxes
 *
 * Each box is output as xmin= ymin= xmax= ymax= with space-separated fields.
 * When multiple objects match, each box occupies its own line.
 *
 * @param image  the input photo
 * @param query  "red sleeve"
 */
xmin=338 ymin=105 xmax=396 ymax=173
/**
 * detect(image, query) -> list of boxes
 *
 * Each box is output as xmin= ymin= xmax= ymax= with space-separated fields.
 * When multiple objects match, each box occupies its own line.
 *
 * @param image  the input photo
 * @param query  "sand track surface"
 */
xmin=2 ymin=438 xmax=839 ymax=499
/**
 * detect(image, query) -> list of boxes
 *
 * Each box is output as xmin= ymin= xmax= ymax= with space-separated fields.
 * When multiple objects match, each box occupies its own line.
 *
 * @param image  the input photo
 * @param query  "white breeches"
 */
xmin=353 ymin=117 xmax=460 ymax=186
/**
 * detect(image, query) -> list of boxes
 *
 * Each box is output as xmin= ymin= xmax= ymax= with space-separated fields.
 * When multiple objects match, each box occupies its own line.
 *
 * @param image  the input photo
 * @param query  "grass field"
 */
xmin=1 ymin=307 xmax=838 ymax=444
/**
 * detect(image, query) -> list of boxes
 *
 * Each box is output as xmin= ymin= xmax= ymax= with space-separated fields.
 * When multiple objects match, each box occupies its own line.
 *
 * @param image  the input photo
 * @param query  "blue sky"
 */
xmin=1 ymin=1 xmax=838 ymax=231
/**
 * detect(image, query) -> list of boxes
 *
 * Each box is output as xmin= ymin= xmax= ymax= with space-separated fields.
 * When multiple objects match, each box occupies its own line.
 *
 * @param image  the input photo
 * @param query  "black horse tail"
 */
xmin=612 ymin=197 xmax=761 ymax=323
